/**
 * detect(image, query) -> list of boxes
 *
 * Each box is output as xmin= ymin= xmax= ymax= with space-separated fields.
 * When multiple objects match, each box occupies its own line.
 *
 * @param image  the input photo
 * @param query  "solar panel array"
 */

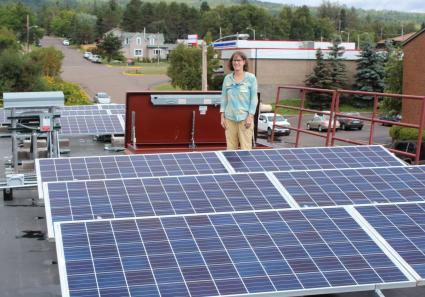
xmin=0 ymin=109 xmax=10 ymax=124
xmin=223 ymin=145 xmax=404 ymax=172
xmin=58 ymin=114 xmax=124 ymax=135
xmin=37 ymin=152 xmax=228 ymax=184
xmin=274 ymin=166 xmax=425 ymax=208
xmin=56 ymin=208 xmax=412 ymax=297
xmin=0 ymin=104 xmax=125 ymax=125
xmin=356 ymin=203 xmax=425 ymax=279
xmin=40 ymin=145 xmax=425 ymax=296
xmin=45 ymin=173 xmax=289 ymax=237
xmin=60 ymin=110 xmax=109 ymax=116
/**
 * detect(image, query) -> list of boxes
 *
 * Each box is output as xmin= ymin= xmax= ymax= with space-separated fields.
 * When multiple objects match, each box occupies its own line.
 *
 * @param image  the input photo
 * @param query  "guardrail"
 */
xmin=271 ymin=86 xmax=425 ymax=165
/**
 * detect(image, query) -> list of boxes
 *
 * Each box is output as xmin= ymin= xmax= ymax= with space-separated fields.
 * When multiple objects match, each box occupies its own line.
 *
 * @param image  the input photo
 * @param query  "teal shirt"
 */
xmin=220 ymin=71 xmax=258 ymax=122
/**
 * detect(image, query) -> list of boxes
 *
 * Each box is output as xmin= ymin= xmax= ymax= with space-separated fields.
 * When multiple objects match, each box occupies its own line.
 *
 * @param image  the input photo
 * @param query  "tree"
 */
xmin=353 ymin=43 xmax=385 ymax=107
xmin=71 ymin=13 xmax=97 ymax=44
xmin=97 ymin=33 xmax=122 ymax=62
xmin=381 ymin=47 xmax=403 ymax=113
xmin=0 ymin=49 xmax=45 ymax=95
xmin=290 ymin=6 xmax=315 ymax=40
xmin=305 ymin=49 xmax=333 ymax=108
xmin=121 ymin=0 xmax=142 ymax=32
xmin=0 ymin=27 xmax=19 ymax=52
xmin=29 ymin=46 xmax=64 ymax=77
xmin=167 ymin=44 xmax=219 ymax=90
xmin=328 ymin=42 xmax=347 ymax=89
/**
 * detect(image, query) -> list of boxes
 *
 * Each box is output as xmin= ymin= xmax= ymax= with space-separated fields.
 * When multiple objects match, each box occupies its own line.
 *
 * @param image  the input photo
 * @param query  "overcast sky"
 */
xmin=261 ymin=0 xmax=425 ymax=13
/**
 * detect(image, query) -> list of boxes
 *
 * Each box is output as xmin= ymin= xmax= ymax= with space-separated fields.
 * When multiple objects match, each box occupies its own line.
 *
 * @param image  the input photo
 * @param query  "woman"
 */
xmin=220 ymin=51 xmax=258 ymax=150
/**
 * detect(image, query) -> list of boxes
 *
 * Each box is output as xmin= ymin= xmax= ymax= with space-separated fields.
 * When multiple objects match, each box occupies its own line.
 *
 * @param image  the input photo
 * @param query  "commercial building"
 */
xmin=214 ymin=40 xmax=361 ymax=102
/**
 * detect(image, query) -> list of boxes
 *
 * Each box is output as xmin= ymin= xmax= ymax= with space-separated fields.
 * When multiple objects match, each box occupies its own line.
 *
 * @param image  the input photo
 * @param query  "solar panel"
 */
xmin=109 ymin=109 xmax=126 ymax=115
xmin=58 ymin=115 xmax=124 ymax=135
xmin=62 ymin=105 xmax=100 ymax=111
xmin=222 ymin=145 xmax=405 ymax=173
xmin=60 ymin=110 xmax=109 ymax=116
xmin=274 ymin=166 xmax=425 ymax=208
xmin=45 ymin=172 xmax=289 ymax=238
xmin=36 ymin=151 xmax=229 ymax=198
xmin=355 ymin=202 xmax=425 ymax=282
xmin=99 ymin=104 xmax=126 ymax=110
xmin=55 ymin=207 xmax=414 ymax=297
xmin=0 ymin=109 xmax=10 ymax=124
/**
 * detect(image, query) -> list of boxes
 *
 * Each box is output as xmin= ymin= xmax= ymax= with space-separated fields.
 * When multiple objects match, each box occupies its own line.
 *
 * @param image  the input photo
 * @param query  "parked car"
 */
xmin=258 ymin=113 xmax=291 ymax=136
xmin=83 ymin=52 xmax=93 ymax=59
xmin=306 ymin=113 xmax=340 ymax=132
xmin=94 ymin=92 xmax=111 ymax=104
xmin=62 ymin=39 xmax=70 ymax=46
xmin=213 ymin=65 xmax=224 ymax=73
xmin=379 ymin=114 xmax=402 ymax=126
xmin=390 ymin=140 xmax=425 ymax=164
xmin=337 ymin=112 xmax=364 ymax=130
xmin=91 ymin=55 xmax=102 ymax=63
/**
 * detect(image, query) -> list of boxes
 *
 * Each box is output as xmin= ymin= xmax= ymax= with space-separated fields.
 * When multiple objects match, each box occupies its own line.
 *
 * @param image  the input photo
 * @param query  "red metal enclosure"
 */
xmin=125 ymin=91 xmax=264 ymax=154
xmin=272 ymin=86 xmax=425 ymax=165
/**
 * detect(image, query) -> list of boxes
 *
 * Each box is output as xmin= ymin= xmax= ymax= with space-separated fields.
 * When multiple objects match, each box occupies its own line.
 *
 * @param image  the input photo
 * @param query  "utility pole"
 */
xmin=201 ymin=41 xmax=207 ymax=91
xmin=26 ymin=14 xmax=30 ymax=53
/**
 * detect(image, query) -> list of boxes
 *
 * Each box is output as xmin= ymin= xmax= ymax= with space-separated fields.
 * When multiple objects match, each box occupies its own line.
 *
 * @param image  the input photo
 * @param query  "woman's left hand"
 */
xmin=244 ymin=115 xmax=254 ymax=128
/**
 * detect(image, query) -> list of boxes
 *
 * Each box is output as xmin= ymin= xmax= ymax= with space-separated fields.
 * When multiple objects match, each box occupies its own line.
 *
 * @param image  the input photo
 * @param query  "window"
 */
xmin=149 ymin=37 xmax=155 ymax=46
xmin=136 ymin=37 xmax=141 ymax=45
xmin=125 ymin=38 xmax=129 ymax=45
xmin=134 ymin=49 xmax=143 ymax=57
xmin=154 ymin=49 xmax=161 ymax=55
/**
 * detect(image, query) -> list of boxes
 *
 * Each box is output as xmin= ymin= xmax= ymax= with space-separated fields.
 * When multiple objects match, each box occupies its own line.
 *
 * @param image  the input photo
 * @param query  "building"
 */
xmin=377 ymin=32 xmax=416 ymax=50
xmin=106 ymin=28 xmax=171 ymax=60
xmin=402 ymin=28 xmax=425 ymax=124
xmin=213 ymin=40 xmax=361 ymax=102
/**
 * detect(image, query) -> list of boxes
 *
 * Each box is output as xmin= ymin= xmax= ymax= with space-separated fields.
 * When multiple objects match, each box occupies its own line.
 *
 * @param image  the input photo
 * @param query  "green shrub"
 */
xmin=43 ymin=76 xmax=92 ymax=105
xmin=389 ymin=126 xmax=425 ymax=141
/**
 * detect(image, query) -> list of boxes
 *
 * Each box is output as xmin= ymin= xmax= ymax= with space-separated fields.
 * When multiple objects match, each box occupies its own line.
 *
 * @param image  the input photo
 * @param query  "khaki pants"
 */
xmin=225 ymin=119 xmax=253 ymax=150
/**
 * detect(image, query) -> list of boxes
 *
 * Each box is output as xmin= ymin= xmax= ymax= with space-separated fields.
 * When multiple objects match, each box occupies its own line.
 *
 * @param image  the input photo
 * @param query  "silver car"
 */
xmin=306 ymin=114 xmax=340 ymax=132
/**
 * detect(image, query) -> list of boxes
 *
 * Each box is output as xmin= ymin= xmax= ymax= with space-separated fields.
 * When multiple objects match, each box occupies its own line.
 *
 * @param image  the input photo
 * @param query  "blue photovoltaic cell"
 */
xmin=223 ymin=145 xmax=403 ymax=173
xmin=58 ymin=115 xmax=123 ymax=135
xmin=38 ymin=151 xmax=228 ymax=185
xmin=274 ymin=165 xmax=425 ymax=207
xmin=57 ymin=208 xmax=409 ymax=297
xmin=357 ymin=202 xmax=425 ymax=278
xmin=109 ymin=109 xmax=125 ymax=115
xmin=60 ymin=110 xmax=109 ymax=116
xmin=0 ymin=109 xmax=10 ymax=124
xmin=99 ymin=104 xmax=126 ymax=110
xmin=62 ymin=105 xmax=100 ymax=111
xmin=46 ymin=173 xmax=289 ymax=231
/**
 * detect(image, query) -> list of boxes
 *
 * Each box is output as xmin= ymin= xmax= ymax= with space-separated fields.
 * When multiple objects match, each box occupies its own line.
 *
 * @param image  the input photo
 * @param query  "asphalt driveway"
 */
xmin=41 ymin=36 xmax=170 ymax=103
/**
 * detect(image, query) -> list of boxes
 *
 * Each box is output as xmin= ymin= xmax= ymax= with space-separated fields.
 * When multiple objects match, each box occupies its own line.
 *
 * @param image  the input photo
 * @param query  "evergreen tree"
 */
xmin=353 ymin=43 xmax=385 ymax=107
xmin=305 ymin=49 xmax=333 ymax=108
xmin=121 ymin=0 xmax=142 ymax=32
xmin=97 ymin=33 xmax=122 ymax=62
xmin=328 ymin=42 xmax=347 ymax=89
xmin=381 ymin=47 xmax=403 ymax=113
xmin=200 ymin=1 xmax=210 ymax=13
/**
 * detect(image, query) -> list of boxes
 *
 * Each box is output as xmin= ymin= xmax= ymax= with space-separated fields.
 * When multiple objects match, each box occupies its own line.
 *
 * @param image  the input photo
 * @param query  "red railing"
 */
xmin=271 ymin=85 xmax=425 ymax=165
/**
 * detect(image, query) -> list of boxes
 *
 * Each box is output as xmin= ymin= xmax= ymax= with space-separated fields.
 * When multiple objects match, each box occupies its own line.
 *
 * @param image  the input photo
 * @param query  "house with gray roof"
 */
xmin=105 ymin=28 xmax=171 ymax=60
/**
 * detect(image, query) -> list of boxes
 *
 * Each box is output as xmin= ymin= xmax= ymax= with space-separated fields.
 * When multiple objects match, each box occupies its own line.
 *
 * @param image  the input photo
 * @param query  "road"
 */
xmin=257 ymin=114 xmax=393 ymax=148
xmin=40 ymin=36 xmax=170 ymax=103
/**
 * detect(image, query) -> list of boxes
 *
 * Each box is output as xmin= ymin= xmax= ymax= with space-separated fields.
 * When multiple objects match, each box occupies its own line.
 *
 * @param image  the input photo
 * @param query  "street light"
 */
xmin=202 ymin=33 xmax=250 ymax=91
xmin=341 ymin=30 xmax=350 ymax=43
xmin=246 ymin=27 xmax=256 ymax=40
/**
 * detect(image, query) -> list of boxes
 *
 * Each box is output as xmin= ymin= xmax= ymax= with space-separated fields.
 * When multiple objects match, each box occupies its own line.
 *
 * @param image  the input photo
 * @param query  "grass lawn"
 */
xmin=152 ymin=83 xmax=181 ymax=91
xmin=273 ymin=99 xmax=373 ymax=115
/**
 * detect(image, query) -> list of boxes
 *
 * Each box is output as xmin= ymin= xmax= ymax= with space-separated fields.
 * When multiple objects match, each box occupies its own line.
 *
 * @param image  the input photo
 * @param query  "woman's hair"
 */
xmin=228 ymin=51 xmax=249 ymax=72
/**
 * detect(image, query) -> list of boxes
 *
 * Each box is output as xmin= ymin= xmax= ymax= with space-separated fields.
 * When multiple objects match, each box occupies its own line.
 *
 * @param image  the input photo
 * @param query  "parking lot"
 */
xmin=257 ymin=113 xmax=393 ymax=149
